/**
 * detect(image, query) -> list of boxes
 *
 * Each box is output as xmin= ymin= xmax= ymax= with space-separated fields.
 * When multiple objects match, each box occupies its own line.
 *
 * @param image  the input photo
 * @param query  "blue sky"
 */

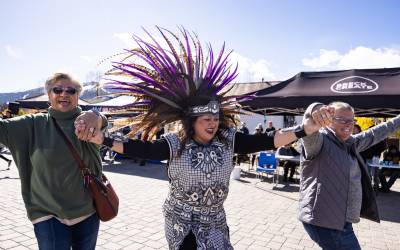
xmin=1 ymin=0 xmax=399 ymax=92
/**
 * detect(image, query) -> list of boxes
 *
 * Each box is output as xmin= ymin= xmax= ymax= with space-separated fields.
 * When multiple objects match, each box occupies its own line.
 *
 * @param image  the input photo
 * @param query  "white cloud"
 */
xmin=230 ymin=52 xmax=275 ymax=82
xmin=302 ymin=49 xmax=343 ymax=69
xmin=338 ymin=47 xmax=400 ymax=69
xmin=302 ymin=46 xmax=400 ymax=70
xmin=5 ymin=45 xmax=23 ymax=59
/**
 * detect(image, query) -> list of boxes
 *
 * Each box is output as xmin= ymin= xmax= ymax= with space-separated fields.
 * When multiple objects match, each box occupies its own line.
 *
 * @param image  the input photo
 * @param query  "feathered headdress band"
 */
xmin=104 ymin=26 xmax=251 ymax=139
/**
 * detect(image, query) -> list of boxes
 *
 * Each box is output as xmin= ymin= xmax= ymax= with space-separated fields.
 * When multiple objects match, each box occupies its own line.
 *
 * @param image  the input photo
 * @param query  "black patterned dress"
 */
xmin=162 ymin=129 xmax=236 ymax=250
xmin=121 ymin=129 xmax=276 ymax=249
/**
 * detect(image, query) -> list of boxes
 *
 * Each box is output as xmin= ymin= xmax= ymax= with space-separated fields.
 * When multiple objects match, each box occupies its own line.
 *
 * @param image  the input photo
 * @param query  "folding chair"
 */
xmin=256 ymin=152 xmax=278 ymax=186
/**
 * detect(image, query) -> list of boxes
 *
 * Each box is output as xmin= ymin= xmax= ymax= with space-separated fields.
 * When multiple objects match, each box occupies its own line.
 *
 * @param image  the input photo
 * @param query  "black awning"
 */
xmin=241 ymin=67 xmax=400 ymax=117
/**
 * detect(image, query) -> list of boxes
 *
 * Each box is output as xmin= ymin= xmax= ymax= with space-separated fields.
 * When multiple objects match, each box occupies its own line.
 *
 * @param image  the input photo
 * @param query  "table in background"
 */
xmin=275 ymin=154 xmax=300 ymax=163
xmin=367 ymin=162 xmax=400 ymax=190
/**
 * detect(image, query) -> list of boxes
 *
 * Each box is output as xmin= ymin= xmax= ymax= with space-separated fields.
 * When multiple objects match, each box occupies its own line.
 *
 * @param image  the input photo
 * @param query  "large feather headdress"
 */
xmin=105 ymin=26 xmax=249 ymax=139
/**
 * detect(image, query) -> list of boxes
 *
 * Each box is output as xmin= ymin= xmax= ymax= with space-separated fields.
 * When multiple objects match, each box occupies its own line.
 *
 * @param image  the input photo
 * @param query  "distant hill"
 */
xmin=0 ymin=82 xmax=110 ymax=105
xmin=0 ymin=87 xmax=44 ymax=105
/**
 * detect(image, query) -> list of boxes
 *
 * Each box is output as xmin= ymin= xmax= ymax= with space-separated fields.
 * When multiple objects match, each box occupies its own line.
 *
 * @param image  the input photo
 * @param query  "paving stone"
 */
xmin=282 ymin=241 xmax=304 ymax=250
xmin=8 ymin=246 xmax=30 ymax=250
xmin=144 ymin=240 xmax=164 ymax=249
xmin=271 ymin=235 xmax=286 ymax=244
xmin=237 ymin=237 xmax=256 ymax=246
xmin=0 ymin=160 xmax=399 ymax=249
xmin=0 ymin=240 xmax=19 ymax=249
xmin=267 ymin=241 xmax=283 ymax=249
xmin=102 ymin=242 xmax=123 ymax=250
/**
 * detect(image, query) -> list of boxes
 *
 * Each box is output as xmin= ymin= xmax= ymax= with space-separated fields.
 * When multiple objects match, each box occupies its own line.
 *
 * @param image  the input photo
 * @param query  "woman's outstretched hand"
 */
xmin=74 ymin=111 xmax=103 ymax=141
xmin=304 ymin=105 xmax=335 ymax=135
xmin=74 ymin=112 xmax=104 ymax=145
xmin=75 ymin=120 xmax=104 ymax=145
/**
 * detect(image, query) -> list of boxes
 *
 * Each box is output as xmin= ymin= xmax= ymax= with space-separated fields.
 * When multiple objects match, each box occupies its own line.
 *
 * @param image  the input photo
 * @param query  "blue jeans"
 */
xmin=303 ymin=222 xmax=361 ymax=250
xmin=34 ymin=213 xmax=99 ymax=250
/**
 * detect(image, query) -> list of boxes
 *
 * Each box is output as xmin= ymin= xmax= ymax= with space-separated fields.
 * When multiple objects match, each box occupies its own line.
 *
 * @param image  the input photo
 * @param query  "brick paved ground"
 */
xmin=0 ymin=154 xmax=399 ymax=250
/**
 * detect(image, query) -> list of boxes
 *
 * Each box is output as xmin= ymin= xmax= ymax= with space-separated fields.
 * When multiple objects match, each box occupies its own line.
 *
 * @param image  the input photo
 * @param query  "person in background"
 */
xmin=2 ymin=109 xmax=13 ymax=119
xmin=235 ymin=122 xmax=250 ymax=165
xmin=100 ymin=123 xmax=114 ymax=162
xmin=352 ymin=124 xmax=362 ymax=134
xmin=251 ymin=123 xmax=265 ymax=166
xmin=265 ymin=120 xmax=276 ymax=133
xmin=0 ymin=72 xmax=106 ymax=249
xmin=0 ymin=110 xmax=14 ymax=170
xmin=254 ymin=123 xmax=263 ymax=134
xmin=277 ymin=143 xmax=300 ymax=182
xmin=0 ymin=143 xmax=12 ymax=170
xmin=378 ymin=145 xmax=400 ymax=192
xmin=239 ymin=122 xmax=249 ymax=135
xmin=299 ymin=101 xmax=400 ymax=250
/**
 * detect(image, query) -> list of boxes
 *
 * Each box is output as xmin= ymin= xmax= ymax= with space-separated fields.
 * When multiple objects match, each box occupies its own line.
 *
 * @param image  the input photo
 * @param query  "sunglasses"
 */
xmin=333 ymin=117 xmax=356 ymax=125
xmin=51 ymin=86 xmax=77 ymax=95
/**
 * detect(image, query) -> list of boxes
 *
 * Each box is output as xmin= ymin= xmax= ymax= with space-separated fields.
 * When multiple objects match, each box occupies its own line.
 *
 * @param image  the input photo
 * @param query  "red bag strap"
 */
xmin=52 ymin=117 xmax=90 ymax=174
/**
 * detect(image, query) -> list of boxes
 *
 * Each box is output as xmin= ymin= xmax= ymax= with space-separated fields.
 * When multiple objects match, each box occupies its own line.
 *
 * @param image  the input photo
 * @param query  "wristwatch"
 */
xmin=294 ymin=124 xmax=307 ymax=139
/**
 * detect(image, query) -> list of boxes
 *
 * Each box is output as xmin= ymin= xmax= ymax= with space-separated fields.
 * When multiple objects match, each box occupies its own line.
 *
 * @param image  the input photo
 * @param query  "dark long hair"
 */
xmin=177 ymin=112 xmax=235 ymax=156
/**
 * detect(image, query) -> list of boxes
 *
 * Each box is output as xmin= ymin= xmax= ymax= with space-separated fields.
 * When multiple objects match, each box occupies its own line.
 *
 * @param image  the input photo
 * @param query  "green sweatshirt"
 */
xmin=0 ymin=107 xmax=103 ymax=221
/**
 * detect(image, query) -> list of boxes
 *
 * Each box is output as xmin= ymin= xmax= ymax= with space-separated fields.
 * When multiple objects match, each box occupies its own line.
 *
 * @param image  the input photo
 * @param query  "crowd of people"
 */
xmin=1 ymin=27 xmax=400 ymax=250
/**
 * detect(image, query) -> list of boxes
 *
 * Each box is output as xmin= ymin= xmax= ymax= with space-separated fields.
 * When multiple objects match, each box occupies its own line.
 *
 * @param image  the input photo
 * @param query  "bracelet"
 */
xmin=102 ymin=137 xmax=114 ymax=148
xmin=293 ymin=124 xmax=307 ymax=139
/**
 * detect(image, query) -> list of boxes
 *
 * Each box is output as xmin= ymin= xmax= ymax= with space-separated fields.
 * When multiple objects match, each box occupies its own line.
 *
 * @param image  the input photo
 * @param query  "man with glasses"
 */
xmin=298 ymin=101 xmax=400 ymax=250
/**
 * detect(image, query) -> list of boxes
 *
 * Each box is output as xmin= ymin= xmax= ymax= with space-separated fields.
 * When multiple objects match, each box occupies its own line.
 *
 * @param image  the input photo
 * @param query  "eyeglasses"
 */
xmin=333 ymin=117 xmax=356 ymax=125
xmin=51 ymin=86 xmax=77 ymax=95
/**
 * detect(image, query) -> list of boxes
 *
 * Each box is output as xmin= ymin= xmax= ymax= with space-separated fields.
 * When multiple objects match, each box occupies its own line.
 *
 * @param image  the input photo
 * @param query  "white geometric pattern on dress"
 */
xmin=189 ymin=143 xmax=223 ymax=178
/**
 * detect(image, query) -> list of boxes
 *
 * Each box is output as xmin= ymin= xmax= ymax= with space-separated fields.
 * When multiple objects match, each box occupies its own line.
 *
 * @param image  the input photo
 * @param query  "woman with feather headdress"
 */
xmin=75 ymin=27 xmax=320 ymax=249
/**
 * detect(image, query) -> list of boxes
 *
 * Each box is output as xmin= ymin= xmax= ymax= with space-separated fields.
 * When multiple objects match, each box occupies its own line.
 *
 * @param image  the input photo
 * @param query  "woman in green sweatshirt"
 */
xmin=0 ymin=73 xmax=104 ymax=250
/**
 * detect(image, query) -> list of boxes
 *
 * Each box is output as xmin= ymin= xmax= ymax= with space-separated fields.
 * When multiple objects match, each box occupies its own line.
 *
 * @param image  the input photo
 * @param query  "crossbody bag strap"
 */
xmin=52 ymin=117 xmax=89 ymax=174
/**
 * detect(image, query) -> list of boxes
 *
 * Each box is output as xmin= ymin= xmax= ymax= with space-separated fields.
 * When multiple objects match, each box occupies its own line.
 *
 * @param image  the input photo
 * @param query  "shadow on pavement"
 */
xmin=235 ymin=179 xmax=251 ymax=184
xmin=272 ymin=184 xmax=300 ymax=193
xmin=241 ymin=170 xmax=300 ymax=193
xmin=103 ymin=160 xmax=169 ymax=181
xmin=376 ymin=190 xmax=400 ymax=223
